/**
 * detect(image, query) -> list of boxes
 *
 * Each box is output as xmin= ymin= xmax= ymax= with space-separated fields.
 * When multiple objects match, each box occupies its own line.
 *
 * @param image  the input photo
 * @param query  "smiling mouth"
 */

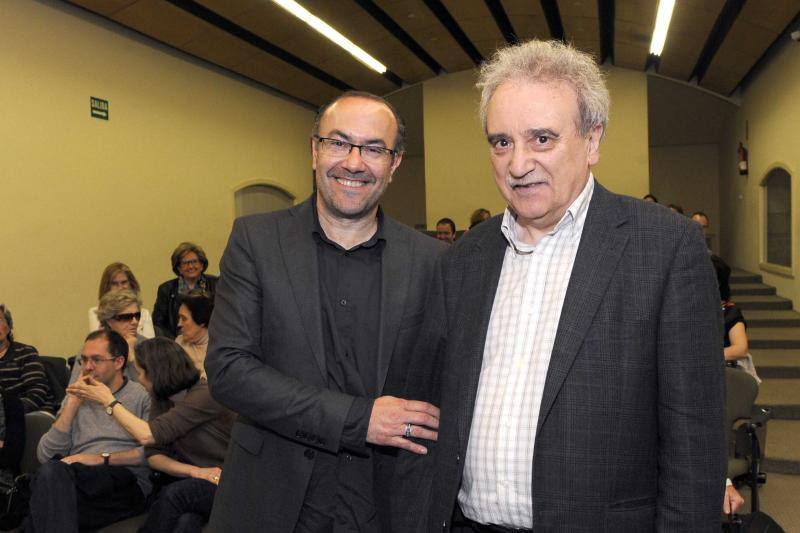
xmin=511 ymin=181 xmax=546 ymax=189
xmin=334 ymin=177 xmax=370 ymax=188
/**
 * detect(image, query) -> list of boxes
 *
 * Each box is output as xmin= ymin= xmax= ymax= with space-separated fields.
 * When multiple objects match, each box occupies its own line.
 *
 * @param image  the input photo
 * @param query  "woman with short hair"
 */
xmin=67 ymin=337 xmax=234 ymax=533
xmin=152 ymin=243 xmax=217 ymax=339
xmin=72 ymin=290 xmax=143 ymax=383
xmin=88 ymin=263 xmax=155 ymax=338
xmin=175 ymin=293 xmax=213 ymax=378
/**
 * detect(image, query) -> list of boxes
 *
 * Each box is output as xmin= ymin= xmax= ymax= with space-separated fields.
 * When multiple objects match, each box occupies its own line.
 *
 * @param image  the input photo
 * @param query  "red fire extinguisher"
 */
xmin=738 ymin=142 xmax=748 ymax=176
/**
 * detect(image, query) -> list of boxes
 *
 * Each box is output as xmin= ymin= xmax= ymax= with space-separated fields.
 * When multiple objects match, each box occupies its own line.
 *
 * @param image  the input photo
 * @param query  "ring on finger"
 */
xmin=404 ymin=423 xmax=413 ymax=438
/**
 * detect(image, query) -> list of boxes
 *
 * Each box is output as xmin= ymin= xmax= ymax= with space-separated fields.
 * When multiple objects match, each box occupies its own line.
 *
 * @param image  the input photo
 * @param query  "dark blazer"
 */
xmin=152 ymin=275 xmax=218 ymax=338
xmin=393 ymin=182 xmax=726 ymax=532
xmin=205 ymin=197 xmax=444 ymax=532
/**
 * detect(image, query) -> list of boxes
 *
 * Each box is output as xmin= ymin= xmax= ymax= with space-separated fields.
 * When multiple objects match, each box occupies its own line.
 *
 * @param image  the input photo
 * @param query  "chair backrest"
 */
xmin=726 ymin=366 xmax=759 ymax=429
xmin=38 ymin=355 xmax=69 ymax=406
xmin=21 ymin=411 xmax=55 ymax=475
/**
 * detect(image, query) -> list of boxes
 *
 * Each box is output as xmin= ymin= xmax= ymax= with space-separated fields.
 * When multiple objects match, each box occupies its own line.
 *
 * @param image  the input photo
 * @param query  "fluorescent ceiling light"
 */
xmin=272 ymin=0 xmax=387 ymax=74
xmin=649 ymin=0 xmax=676 ymax=56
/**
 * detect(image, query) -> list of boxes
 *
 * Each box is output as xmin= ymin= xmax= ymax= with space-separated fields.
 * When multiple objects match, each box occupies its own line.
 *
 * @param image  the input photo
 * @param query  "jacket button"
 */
xmin=456 ymin=454 xmax=460 ymax=463
xmin=304 ymin=449 xmax=315 ymax=459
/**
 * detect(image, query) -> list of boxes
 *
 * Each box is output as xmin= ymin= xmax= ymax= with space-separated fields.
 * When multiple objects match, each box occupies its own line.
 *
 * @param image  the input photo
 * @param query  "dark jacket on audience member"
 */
xmin=145 ymin=379 xmax=234 ymax=468
xmin=152 ymin=276 xmax=218 ymax=339
xmin=0 ymin=341 xmax=53 ymax=413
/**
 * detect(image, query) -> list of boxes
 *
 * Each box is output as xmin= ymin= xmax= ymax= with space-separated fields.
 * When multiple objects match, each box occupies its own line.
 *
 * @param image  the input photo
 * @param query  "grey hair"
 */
xmin=477 ymin=39 xmax=609 ymax=138
xmin=96 ymin=289 xmax=141 ymax=327
xmin=311 ymin=91 xmax=407 ymax=154
xmin=0 ymin=303 xmax=13 ymax=342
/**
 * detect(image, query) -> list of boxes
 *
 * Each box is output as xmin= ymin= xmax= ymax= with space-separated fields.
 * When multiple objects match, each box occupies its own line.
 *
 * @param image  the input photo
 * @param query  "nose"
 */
xmin=508 ymin=144 xmax=535 ymax=179
xmin=341 ymin=145 xmax=368 ymax=172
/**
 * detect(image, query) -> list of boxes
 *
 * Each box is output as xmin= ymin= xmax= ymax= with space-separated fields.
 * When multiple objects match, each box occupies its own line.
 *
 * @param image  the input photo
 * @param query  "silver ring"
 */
xmin=404 ymin=423 xmax=412 ymax=438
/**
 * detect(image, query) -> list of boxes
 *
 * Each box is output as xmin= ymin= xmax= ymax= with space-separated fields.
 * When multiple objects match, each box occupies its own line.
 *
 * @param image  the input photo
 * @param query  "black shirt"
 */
xmin=296 ymin=202 xmax=385 ymax=532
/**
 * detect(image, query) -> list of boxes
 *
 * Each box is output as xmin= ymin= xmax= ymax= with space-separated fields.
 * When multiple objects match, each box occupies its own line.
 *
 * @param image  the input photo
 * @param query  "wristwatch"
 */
xmin=105 ymin=399 xmax=120 ymax=416
xmin=101 ymin=452 xmax=110 ymax=466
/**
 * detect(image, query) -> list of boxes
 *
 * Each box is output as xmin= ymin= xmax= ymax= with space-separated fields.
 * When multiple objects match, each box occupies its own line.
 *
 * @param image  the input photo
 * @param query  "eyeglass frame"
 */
xmin=111 ymin=312 xmax=141 ymax=322
xmin=313 ymin=136 xmax=398 ymax=162
xmin=79 ymin=355 xmax=121 ymax=365
xmin=179 ymin=259 xmax=201 ymax=267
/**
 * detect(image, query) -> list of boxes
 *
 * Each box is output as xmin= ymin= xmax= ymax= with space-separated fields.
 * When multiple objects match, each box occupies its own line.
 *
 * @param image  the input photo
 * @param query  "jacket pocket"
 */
xmin=231 ymin=421 xmax=265 ymax=456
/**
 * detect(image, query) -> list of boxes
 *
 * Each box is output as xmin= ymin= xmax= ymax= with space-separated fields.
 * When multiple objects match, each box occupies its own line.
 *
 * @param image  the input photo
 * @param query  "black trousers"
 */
xmin=26 ymin=460 xmax=145 ymax=533
xmin=141 ymin=477 xmax=215 ymax=533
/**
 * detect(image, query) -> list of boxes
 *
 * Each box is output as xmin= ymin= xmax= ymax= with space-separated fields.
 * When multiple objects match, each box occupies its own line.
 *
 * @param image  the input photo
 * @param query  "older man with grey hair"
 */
xmin=392 ymin=39 xmax=726 ymax=532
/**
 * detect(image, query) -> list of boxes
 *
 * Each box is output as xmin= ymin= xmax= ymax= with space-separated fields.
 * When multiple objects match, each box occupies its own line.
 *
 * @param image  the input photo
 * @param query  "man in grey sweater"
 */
xmin=27 ymin=329 xmax=151 ymax=533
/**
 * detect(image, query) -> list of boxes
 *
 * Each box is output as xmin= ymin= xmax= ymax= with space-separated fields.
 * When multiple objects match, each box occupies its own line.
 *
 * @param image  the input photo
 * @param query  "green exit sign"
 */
xmin=90 ymin=97 xmax=109 ymax=120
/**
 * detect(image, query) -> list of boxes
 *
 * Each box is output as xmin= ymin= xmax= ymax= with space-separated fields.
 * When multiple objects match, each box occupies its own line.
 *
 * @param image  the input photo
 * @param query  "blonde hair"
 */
xmin=97 ymin=262 xmax=140 ymax=300
xmin=96 ymin=289 xmax=141 ymax=328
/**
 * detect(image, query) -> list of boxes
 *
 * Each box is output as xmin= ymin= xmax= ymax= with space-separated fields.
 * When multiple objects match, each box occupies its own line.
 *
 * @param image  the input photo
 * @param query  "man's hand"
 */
xmin=367 ymin=396 xmax=439 ymax=455
xmin=723 ymin=484 xmax=745 ymax=514
xmin=61 ymin=453 xmax=103 ymax=466
xmin=67 ymin=375 xmax=115 ymax=406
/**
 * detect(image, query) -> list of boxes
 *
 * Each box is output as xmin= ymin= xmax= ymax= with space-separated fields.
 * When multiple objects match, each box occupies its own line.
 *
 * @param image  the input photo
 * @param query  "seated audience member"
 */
xmin=68 ymin=337 xmax=234 ymax=533
xmin=71 ymin=290 xmax=144 ymax=384
xmin=643 ymin=193 xmax=658 ymax=203
xmin=691 ymin=211 xmax=710 ymax=233
xmin=468 ymin=208 xmax=491 ymax=229
xmin=435 ymin=217 xmax=457 ymax=244
xmin=175 ymin=293 xmax=213 ymax=378
xmin=89 ymin=262 xmax=155 ymax=338
xmin=668 ymin=203 xmax=684 ymax=215
xmin=712 ymin=256 xmax=749 ymax=363
xmin=0 ymin=391 xmax=27 ymax=489
xmin=0 ymin=303 xmax=53 ymax=413
xmin=153 ymin=242 xmax=218 ymax=339
xmin=28 ymin=329 xmax=151 ymax=533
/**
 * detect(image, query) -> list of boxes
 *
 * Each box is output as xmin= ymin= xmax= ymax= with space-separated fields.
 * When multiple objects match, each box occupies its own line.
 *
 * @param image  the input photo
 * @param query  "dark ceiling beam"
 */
xmin=598 ymin=0 xmax=614 ymax=64
xmin=353 ymin=0 xmax=443 ymax=75
xmin=540 ymin=0 xmax=566 ymax=41
xmin=688 ymin=0 xmax=747 ymax=83
xmin=484 ymin=0 xmax=518 ymax=45
xmin=167 ymin=0 xmax=405 ymax=91
xmin=422 ymin=0 xmax=484 ymax=66
xmin=733 ymin=8 xmax=800 ymax=95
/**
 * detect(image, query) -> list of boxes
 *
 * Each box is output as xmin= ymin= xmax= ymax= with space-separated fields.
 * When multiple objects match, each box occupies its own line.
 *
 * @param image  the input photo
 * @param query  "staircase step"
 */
xmin=731 ymin=269 xmax=762 ymax=284
xmin=749 ymin=327 xmax=800 ymax=349
xmin=751 ymin=349 xmax=800 ymax=379
xmin=741 ymin=310 xmax=800 ymax=328
xmin=763 ymin=420 xmax=800 ymax=474
xmin=757 ymin=379 xmax=800 ymax=420
xmin=730 ymin=283 xmax=776 ymax=296
xmin=735 ymin=295 xmax=793 ymax=310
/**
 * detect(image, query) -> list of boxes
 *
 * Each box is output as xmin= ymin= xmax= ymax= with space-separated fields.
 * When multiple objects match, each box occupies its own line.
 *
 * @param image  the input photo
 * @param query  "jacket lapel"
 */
xmin=535 ymin=184 xmax=630 ymax=435
xmin=376 ymin=218 xmax=412 ymax=395
xmin=279 ymin=197 xmax=326 ymax=380
xmin=458 ymin=222 xmax=508 ymax=447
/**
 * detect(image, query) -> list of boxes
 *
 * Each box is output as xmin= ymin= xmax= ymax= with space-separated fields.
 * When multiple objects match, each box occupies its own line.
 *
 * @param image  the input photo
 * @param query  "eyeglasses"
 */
xmin=80 ymin=355 xmax=118 ymax=365
xmin=315 ymin=136 xmax=396 ymax=163
xmin=180 ymin=259 xmax=200 ymax=267
xmin=112 ymin=312 xmax=141 ymax=322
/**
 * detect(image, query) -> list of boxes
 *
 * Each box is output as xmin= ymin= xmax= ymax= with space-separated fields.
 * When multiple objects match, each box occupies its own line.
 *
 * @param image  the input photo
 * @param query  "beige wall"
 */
xmin=719 ymin=36 xmax=800 ymax=306
xmin=422 ymin=67 xmax=650 ymax=231
xmin=0 ymin=0 xmax=314 ymax=355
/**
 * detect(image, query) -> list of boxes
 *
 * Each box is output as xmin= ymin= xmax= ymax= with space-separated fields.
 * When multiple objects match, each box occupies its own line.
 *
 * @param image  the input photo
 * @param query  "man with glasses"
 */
xmin=27 ymin=329 xmax=151 ymax=532
xmin=206 ymin=91 xmax=444 ymax=532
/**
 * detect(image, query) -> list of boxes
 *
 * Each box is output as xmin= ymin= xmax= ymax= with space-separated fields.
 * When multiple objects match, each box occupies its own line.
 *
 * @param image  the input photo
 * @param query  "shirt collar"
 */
xmin=501 ymin=174 xmax=595 ymax=254
xmin=311 ymin=195 xmax=385 ymax=251
xmin=178 ymin=275 xmax=208 ymax=295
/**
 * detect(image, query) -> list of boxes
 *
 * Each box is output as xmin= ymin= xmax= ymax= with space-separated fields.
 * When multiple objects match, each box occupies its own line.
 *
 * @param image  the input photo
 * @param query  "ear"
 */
xmin=311 ymin=137 xmax=319 ymax=171
xmin=387 ymin=152 xmax=403 ymax=183
xmin=586 ymin=124 xmax=603 ymax=166
xmin=114 ymin=355 xmax=126 ymax=373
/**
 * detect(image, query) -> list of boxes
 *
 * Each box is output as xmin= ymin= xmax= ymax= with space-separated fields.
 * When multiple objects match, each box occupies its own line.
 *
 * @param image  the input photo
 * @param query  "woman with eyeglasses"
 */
xmin=88 ymin=262 xmax=155 ymax=338
xmin=152 ymin=243 xmax=217 ymax=339
xmin=71 ymin=290 xmax=144 ymax=384
xmin=67 ymin=337 xmax=234 ymax=533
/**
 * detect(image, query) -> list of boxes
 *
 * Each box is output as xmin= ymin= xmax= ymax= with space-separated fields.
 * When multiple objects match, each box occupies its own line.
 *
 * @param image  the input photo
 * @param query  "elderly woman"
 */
xmin=88 ymin=262 xmax=155 ymax=338
xmin=152 ymin=243 xmax=217 ymax=339
xmin=71 ymin=290 xmax=144 ymax=384
xmin=67 ymin=337 xmax=234 ymax=533
xmin=0 ymin=303 xmax=53 ymax=413
xmin=175 ymin=293 xmax=213 ymax=378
